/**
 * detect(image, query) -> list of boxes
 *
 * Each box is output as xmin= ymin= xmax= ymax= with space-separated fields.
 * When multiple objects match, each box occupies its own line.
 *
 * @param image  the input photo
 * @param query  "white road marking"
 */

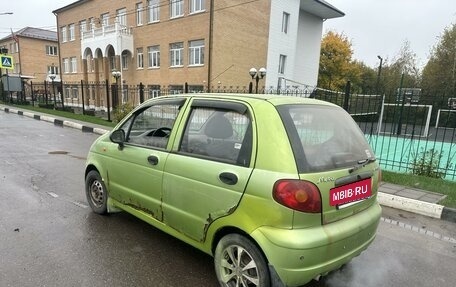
xmin=381 ymin=217 xmax=456 ymax=243
xmin=71 ymin=201 xmax=89 ymax=208
xmin=47 ymin=192 xmax=59 ymax=198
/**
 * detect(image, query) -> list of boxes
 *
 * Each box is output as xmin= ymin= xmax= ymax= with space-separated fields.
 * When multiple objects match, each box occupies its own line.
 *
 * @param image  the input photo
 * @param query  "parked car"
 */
xmin=85 ymin=93 xmax=381 ymax=287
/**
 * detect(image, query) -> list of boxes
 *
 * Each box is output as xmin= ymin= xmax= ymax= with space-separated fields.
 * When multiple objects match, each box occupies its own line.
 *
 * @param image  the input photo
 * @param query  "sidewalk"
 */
xmin=1 ymin=104 xmax=455 ymax=223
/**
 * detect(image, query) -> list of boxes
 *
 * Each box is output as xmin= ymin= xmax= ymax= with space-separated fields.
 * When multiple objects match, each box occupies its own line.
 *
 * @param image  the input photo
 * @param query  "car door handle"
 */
xmin=147 ymin=155 xmax=159 ymax=165
xmin=219 ymin=172 xmax=238 ymax=185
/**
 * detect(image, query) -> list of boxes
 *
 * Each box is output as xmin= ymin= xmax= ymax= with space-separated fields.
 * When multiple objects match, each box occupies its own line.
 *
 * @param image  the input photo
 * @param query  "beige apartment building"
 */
xmin=0 ymin=27 xmax=59 ymax=83
xmin=53 ymin=0 xmax=342 ymax=104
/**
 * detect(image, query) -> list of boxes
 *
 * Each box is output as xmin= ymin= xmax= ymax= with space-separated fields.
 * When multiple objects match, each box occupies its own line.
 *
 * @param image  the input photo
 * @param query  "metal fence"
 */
xmin=2 ymin=80 xmax=456 ymax=180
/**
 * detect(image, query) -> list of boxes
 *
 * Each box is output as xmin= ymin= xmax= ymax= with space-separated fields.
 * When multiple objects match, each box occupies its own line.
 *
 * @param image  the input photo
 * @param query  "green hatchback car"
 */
xmin=85 ymin=93 xmax=381 ymax=287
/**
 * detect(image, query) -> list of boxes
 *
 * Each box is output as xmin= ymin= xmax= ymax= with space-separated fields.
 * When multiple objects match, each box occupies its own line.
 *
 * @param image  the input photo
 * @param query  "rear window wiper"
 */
xmin=349 ymin=158 xmax=376 ymax=173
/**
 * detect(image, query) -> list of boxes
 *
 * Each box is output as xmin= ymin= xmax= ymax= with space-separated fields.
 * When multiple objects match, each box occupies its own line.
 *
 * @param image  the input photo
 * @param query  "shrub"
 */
xmin=409 ymin=148 xmax=451 ymax=179
xmin=113 ymin=102 xmax=134 ymax=123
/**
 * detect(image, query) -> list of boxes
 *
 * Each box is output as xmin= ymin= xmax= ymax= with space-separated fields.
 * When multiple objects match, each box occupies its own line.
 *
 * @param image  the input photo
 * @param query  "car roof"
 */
xmin=146 ymin=93 xmax=337 ymax=107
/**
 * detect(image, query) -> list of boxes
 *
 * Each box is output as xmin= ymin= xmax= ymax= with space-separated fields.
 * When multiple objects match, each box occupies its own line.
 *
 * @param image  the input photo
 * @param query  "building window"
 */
xmin=61 ymin=26 xmax=67 ymax=42
xmin=170 ymin=42 xmax=183 ymax=67
xmin=70 ymin=57 xmax=77 ymax=73
xmin=169 ymin=85 xmax=184 ymax=94
xmin=110 ymin=56 xmax=116 ymax=71
xmin=65 ymin=86 xmax=71 ymax=98
xmin=188 ymin=39 xmax=204 ymax=66
xmin=148 ymin=85 xmax=161 ymax=98
xmin=69 ymin=24 xmax=75 ymax=41
xmin=63 ymin=58 xmax=70 ymax=73
xmin=87 ymin=55 xmax=94 ymax=72
xmin=116 ymin=8 xmax=127 ymax=27
xmin=101 ymin=13 xmax=109 ymax=27
xmin=282 ymin=12 xmax=290 ymax=34
xmin=72 ymin=87 xmax=79 ymax=99
xmin=136 ymin=3 xmax=143 ymax=25
xmin=89 ymin=17 xmax=95 ymax=30
xmin=278 ymin=54 xmax=287 ymax=74
xmin=190 ymin=0 xmax=205 ymax=14
xmin=137 ymin=48 xmax=144 ymax=69
xmin=9 ymin=42 xmax=18 ymax=54
xmin=148 ymin=45 xmax=160 ymax=68
xmin=170 ymin=0 xmax=184 ymax=18
xmin=79 ymin=20 xmax=87 ymax=37
xmin=46 ymin=45 xmax=58 ymax=56
xmin=47 ymin=65 xmax=59 ymax=75
xmin=148 ymin=0 xmax=160 ymax=22
xmin=188 ymin=85 xmax=204 ymax=93
xmin=122 ymin=53 xmax=128 ymax=70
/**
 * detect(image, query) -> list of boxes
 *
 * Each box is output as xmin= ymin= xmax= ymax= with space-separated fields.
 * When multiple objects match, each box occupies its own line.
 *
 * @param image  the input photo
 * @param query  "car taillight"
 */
xmin=273 ymin=180 xmax=322 ymax=213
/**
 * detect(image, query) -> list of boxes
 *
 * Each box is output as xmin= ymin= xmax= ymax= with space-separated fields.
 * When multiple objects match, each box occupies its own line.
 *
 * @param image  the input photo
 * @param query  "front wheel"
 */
xmin=85 ymin=170 xmax=108 ymax=214
xmin=214 ymin=234 xmax=270 ymax=287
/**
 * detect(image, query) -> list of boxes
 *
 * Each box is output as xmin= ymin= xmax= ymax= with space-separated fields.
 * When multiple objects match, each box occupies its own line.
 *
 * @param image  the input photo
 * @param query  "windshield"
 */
xmin=277 ymin=104 xmax=375 ymax=173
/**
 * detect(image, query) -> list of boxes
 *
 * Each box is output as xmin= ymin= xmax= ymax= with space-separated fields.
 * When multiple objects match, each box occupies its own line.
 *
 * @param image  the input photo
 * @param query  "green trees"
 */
xmin=378 ymin=41 xmax=421 ymax=102
xmin=319 ymin=23 xmax=456 ymax=100
xmin=421 ymin=24 xmax=456 ymax=98
xmin=317 ymin=31 xmax=426 ymax=98
xmin=318 ymin=31 xmax=356 ymax=91
xmin=318 ymin=31 xmax=379 ymax=94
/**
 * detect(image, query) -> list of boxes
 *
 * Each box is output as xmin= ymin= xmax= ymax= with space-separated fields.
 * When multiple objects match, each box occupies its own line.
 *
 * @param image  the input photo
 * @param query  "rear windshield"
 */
xmin=277 ymin=104 xmax=374 ymax=173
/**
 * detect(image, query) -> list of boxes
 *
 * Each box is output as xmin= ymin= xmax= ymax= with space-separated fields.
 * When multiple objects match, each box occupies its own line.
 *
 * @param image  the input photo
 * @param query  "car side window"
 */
xmin=120 ymin=103 xmax=181 ymax=149
xmin=179 ymin=106 xmax=252 ymax=167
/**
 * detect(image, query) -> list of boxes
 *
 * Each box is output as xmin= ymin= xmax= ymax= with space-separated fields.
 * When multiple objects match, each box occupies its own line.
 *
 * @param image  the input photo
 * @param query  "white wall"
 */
xmin=266 ymin=0 xmax=324 ymax=90
xmin=293 ymin=10 xmax=323 ymax=88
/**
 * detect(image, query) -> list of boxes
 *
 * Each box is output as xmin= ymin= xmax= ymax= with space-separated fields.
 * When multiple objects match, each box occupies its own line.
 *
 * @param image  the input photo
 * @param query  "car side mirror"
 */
xmin=110 ymin=129 xmax=126 ymax=149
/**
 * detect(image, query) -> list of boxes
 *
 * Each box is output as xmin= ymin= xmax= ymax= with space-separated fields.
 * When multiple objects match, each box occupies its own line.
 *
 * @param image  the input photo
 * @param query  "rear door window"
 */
xmin=179 ymin=101 xmax=252 ymax=167
xmin=277 ymin=105 xmax=374 ymax=172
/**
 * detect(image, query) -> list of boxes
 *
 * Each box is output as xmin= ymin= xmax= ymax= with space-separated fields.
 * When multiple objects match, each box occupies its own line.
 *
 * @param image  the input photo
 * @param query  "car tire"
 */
xmin=214 ymin=234 xmax=270 ymax=287
xmin=85 ymin=170 xmax=108 ymax=215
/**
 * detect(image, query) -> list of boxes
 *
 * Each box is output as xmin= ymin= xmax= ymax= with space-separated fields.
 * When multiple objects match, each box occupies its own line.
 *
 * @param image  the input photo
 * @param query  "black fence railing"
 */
xmin=2 ymin=80 xmax=456 ymax=181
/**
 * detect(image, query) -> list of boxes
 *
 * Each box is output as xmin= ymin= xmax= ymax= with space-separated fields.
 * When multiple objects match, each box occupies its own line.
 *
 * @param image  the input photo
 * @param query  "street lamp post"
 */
xmin=249 ymin=67 xmax=267 ymax=94
xmin=376 ymin=55 xmax=383 ymax=95
xmin=111 ymin=69 xmax=121 ymax=107
xmin=49 ymin=74 xmax=56 ymax=108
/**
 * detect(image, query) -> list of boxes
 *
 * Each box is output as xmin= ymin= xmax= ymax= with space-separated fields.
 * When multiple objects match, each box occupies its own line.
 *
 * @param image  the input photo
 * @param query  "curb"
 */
xmin=378 ymin=192 xmax=456 ymax=223
xmin=0 ymin=106 xmax=110 ymax=135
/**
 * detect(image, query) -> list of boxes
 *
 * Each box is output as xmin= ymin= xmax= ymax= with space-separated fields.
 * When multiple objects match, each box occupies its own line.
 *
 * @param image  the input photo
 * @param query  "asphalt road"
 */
xmin=0 ymin=112 xmax=455 ymax=287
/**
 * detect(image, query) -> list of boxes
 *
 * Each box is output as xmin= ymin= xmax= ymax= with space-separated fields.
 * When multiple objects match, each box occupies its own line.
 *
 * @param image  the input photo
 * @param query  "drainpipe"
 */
xmin=54 ymin=11 xmax=64 ymax=108
xmin=207 ymin=0 xmax=214 ymax=92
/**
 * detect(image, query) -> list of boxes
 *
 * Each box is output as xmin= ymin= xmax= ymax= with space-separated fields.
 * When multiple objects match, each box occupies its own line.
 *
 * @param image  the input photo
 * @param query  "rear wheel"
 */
xmin=214 ymin=234 xmax=270 ymax=287
xmin=85 ymin=170 xmax=108 ymax=214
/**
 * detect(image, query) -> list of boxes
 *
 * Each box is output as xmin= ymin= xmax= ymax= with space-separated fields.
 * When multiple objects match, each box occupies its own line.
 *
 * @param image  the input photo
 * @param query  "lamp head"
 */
xmin=111 ymin=70 xmax=121 ymax=78
xmin=249 ymin=68 xmax=257 ymax=78
xmin=259 ymin=67 xmax=267 ymax=78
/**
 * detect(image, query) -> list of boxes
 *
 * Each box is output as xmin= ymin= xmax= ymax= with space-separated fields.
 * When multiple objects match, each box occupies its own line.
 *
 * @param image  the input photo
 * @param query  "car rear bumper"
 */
xmin=251 ymin=202 xmax=382 ymax=287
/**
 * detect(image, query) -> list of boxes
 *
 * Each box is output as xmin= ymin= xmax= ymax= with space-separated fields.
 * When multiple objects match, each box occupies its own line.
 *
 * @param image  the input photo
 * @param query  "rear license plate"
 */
xmin=330 ymin=178 xmax=372 ymax=206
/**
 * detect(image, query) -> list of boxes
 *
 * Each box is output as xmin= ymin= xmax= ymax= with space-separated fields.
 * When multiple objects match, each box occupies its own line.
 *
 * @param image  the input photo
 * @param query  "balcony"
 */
xmin=81 ymin=22 xmax=134 ymax=57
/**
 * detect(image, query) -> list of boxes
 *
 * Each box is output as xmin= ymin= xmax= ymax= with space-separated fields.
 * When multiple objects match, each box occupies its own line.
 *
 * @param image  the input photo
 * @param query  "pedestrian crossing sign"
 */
xmin=0 ymin=55 xmax=14 ymax=69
